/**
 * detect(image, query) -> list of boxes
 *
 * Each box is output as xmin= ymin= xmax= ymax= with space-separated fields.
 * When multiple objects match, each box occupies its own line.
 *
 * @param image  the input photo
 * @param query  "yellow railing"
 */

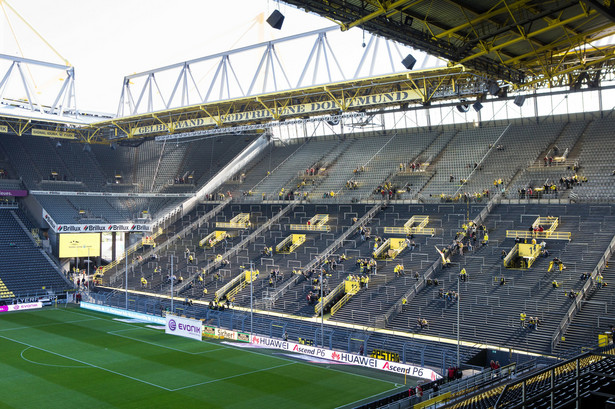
xmin=199 ymin=230 xmax=227 ymax=247
xmin=503 ymin=244 xmax=518 ymax=268
xmin=505 ymin=230 xmax=571 ymax=240
xmin=215 ymin=269 xmax=258 ymax=302
xmin=216 ymin=213 xmax=251 ymax=229
xmin=383 ymin=226 xmax=435 ymax=235
xmin=101 ymin=227 xmax=163 ymax=274
xmin=289 ymin=224 xmax=330 ymax=231
xmin=275 ymin=235 xmax=292 ymax=253
xmin=276 ymin=234 xmax=306 ymax=253
xmin=406 ymin=215 xmax=429 ymax=230
xmin=226 ymin=280 xmax=247 ymax=300
xmin=331 ymin=292 xmax=353 ymax=316
xmin=315 ymin=281 xmax=345 ymax=315
xmin=289 ymin=214 xmax=330 ymax=231
xmin=31 ymin=228 xmax=41 ymax=247
xmin=373 ymin=238 xmax=407 ymax=259
xmin=384 ymin=215 xmax=434 ymax=235
xmin=503 ymin=243 xmax=542 ymax=268
xmin=214 ymin=273 xmax=243 ymax=302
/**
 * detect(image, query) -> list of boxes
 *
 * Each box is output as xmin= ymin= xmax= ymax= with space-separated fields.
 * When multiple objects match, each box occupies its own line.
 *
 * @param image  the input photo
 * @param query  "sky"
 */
xmin=0 ymin=0 xmax=437 ymax=115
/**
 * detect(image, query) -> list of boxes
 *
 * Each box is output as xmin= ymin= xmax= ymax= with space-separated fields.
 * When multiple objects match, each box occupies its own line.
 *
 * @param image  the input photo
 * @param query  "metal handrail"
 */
xmin=551 ymin=232 xmax=615 ymax=352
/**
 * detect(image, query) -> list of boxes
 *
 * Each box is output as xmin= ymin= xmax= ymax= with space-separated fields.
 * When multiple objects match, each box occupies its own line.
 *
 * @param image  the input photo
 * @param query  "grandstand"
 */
xmin=3 ymin=0 xmax=615 ymax=407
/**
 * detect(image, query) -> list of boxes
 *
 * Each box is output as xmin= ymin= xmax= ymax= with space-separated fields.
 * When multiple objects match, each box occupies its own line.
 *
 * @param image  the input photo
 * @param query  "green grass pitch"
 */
xmin=0 ymin=306 xmax=404 ymax=408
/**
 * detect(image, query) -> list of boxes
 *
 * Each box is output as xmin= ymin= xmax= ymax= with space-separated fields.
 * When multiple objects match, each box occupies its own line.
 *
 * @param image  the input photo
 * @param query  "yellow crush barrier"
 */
xmin=504 ymin=243 xmax=542 ymax=269
xmin=383 ymin=215 xmax=435 ymax=235
xmin=290 ymin=214 xmax=330 ymax=231
xmin=505 ymin=230 xmax=571 ymax=240
xmin=275 ymin=234 xmax=307 ymax=254
xmin=330 ymin=292 xmax=353 ymax=316
xmin=216 ymin=213 xmax=251 ymax=229
xmin=503 ymin=244 xmax=518 ymax=268
xmin=373 ymin=238 xmax=407 ymax=259
xmin=199 ymin=230 xmax=227 ymax=247
xmin=315 ymin=281 xmax=345 ymax=315
xmin=506 ymin=216 xmax=570 ymax=240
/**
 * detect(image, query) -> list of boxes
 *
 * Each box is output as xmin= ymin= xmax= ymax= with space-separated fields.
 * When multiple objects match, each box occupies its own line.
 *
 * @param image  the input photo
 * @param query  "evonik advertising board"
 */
xmin=0 ymin=302 xmax=43 ymax=313
xmin=165 ymin=315 xmax=202 ymax=341
xmin=250 ymin=335 xmax=441 ymax=381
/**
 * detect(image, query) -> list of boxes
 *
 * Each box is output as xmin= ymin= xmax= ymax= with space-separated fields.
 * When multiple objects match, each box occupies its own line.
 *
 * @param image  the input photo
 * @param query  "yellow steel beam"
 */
xmin=329 ymin=0 xmax=419 ymax=32
xmin=85 ymin=127 xmax=101 ymax=144
xmin=502 ymin=23 xmax=612 ymax=66
xmin=324 ymin=86 xmax=345 ymax=110
xmin=457 ymin=9 xmax=597 ymax=65
xmin=436 ymin=0 xmax=533 ymax=39
xmin=522 ymin=52 xmax=615 ymax=88
xmin=255 ymin=96 xmax=278 ymax=120
xmin=18 ymin=119 xmax=31 ymax=136
xmin=200 ymin=106 xmax=221 ymax=127
xmin=151 ymin=113 xmax=167 ymax=127
xmin=111 ymin=120 xmax=131 ymax=137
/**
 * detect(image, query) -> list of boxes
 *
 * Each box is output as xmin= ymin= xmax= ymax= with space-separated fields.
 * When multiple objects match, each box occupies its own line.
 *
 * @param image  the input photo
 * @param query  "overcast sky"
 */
xmin=0 ymin=1 xmax=435 ymax=115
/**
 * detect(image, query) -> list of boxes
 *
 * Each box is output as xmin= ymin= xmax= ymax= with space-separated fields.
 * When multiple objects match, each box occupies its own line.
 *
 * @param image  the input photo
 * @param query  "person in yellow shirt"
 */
xmin=140 ymin=277 xmax=147 ymax=288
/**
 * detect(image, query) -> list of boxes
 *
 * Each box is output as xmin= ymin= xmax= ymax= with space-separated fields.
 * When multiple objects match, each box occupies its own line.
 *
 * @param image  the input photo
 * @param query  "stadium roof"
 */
xmin=282 ymin=0 xmax=615 ymax=87
xmin=3 ymin=0 xmax=615 ymax=144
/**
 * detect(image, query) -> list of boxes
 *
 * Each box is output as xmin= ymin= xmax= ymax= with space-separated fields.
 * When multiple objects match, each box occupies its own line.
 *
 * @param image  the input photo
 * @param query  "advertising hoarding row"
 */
xmin=43 ymin=208 xmax=152 ymax=234
xmin=250 ymin=334 xmax=441 ymax=381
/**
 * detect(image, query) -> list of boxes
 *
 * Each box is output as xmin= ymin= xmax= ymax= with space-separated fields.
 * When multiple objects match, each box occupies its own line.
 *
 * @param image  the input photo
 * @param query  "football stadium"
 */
xmin=2 ymin=0 xmax=615 ymax=407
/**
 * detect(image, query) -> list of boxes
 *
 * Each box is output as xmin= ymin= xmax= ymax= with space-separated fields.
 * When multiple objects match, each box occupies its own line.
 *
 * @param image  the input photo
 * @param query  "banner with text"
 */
xmin=165 ymin=315 xmax=202 ymax=341
xmin=0 ymin=189 xmax=28 ymax=197
xmin=202 ymin=325 xmax=249 ymax=342
xmin=250 ymin=335 xmax=441 ymax=381
xmin=31 ymin=129 xmax=76 ymax=139
xmin=132 ymin=89 xmax=422 ymax=136
xmin=32 ymin=190 xmax=194 ymax=198
xmin=0 ymin=302 xmax=43 ymax=313
xmin=42 ymin=208 xmax=58 ymax=231
xmin=42 ymin=209 xmax=152 ymax=233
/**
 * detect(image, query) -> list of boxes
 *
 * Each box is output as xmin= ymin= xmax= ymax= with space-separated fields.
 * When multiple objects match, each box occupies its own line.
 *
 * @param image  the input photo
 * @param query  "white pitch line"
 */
xmin=20 ymin=346 xmax=89 ymax=369
xmin=107 ymin=329 xmax=227 ymax=355
xmin=0 ymin=335 xmax=172 ymax=391
xmin=333 ymin=384 xmax=405 ymax=409
xmin=58 ymin=308 xmax=400 ymax=389
xmin=0 ymin=318 xmax=99 ymax=333
xmin=170 ymin=362 xmax=296 ymax=391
